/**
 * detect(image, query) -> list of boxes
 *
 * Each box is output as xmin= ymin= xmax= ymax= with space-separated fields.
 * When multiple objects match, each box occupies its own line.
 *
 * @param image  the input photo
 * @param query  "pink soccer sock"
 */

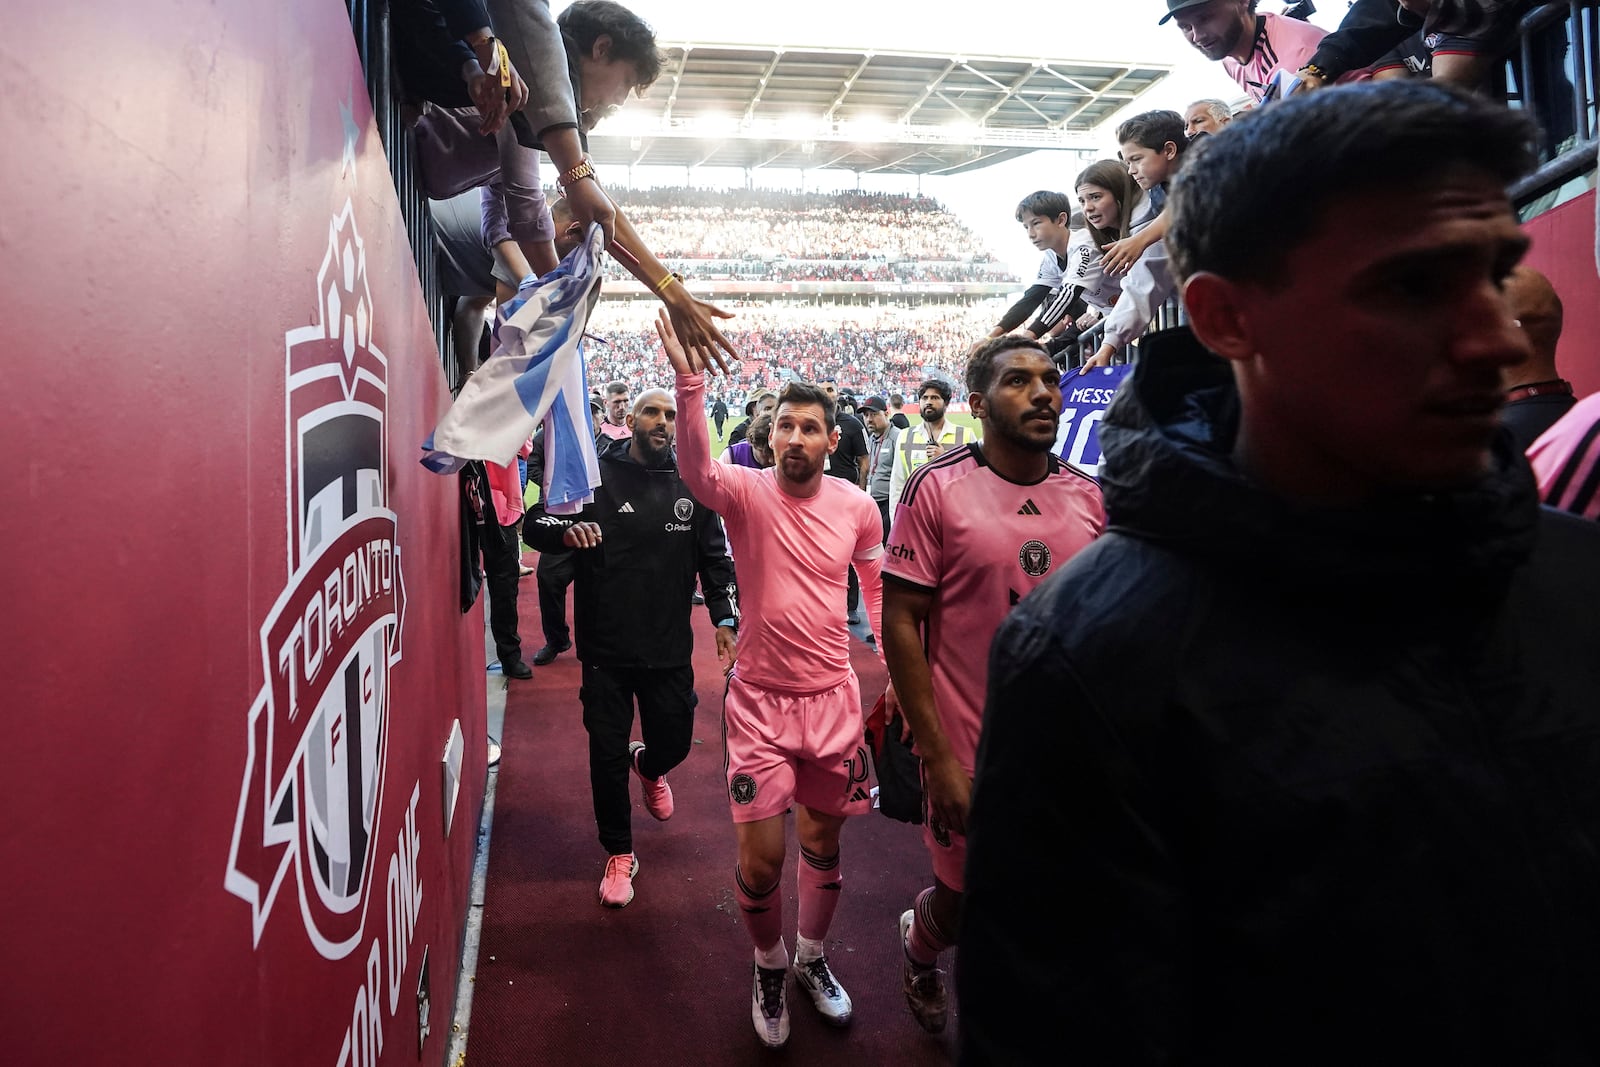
xmin=735 ymin=866 xmax=784 ymax=952
xmin=797 ymin=845 xmax=843 ymax=943
xmin=905 ymin=886 xmax=952 ymax=966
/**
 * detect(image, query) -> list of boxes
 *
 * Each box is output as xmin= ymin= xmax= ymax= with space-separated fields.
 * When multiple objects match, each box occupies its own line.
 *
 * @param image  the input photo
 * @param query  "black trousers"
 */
xmin=481 ymin=521 xmax=522 ymax=665
xmin=580 ymin=663 xmax=698 ymax=855
xmin=536 ymin=549 xmax=574 ymax=647
xmin=877 ymin=497 xmax=892 ymax=544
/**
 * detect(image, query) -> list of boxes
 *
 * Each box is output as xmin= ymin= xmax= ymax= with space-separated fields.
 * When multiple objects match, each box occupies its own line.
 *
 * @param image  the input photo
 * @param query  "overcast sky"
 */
xmin=554 ymin=0 xmax=1350 ymax=276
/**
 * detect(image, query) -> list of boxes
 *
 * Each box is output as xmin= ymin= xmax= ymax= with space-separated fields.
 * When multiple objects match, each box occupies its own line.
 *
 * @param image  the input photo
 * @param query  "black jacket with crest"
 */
xmin=524 ymin=436 xmax=738 ymax=669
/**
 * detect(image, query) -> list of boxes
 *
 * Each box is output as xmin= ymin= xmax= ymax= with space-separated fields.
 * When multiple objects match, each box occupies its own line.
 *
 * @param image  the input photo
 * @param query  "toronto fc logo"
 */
xmin=224 ymin=198 xmax=408 ymax=960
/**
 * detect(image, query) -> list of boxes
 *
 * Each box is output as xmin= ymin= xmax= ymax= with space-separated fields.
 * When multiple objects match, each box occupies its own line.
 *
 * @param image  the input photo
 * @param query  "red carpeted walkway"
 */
xmin=465 ymin=580 xmax=957 ymax=1066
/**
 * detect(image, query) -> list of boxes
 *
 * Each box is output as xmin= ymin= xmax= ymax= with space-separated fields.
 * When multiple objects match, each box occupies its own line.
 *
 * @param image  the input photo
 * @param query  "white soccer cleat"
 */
xmin=752 ymin=963 xmax=791 ymax=1047
xmin=793 ymin=955 xmax=853 ymax=1027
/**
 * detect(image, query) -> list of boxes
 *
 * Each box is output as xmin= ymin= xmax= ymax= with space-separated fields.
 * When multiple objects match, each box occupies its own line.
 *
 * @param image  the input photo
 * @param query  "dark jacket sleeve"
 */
xmin=996 ymin=284 xmax=1053 ymax=333
xmin=958 ymin=614 xmax=1187 ymax=1066
xmin=431 ymin=0 xmax=491 ymax=39
xmin=696 ymin=511 xmax=739 ymax=627
xmin=522 ymin=495 xmax=594 ymax=552
xmin=1308 ymin=0 xmax=1418 ymax=77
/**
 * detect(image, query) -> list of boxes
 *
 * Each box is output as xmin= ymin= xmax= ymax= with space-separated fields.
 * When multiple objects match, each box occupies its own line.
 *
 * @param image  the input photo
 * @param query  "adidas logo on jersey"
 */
xmin=618 ymin=502 xmax=636 ymax=513
xmin=1017 ymin=499 xmax=1042 ymax=516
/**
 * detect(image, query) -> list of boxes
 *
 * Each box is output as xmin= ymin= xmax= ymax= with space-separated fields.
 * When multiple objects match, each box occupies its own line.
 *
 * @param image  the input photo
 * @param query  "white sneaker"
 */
xmin=751 ymin=963 xmax=791 ymax=1048
xmin=792 ymin=955 xmax=853 ymax=1026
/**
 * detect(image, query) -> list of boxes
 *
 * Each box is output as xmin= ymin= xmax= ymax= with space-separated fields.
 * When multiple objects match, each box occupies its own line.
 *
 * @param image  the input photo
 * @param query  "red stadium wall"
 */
xmin=0 ymin=1 xmax=486 ymax=1065
xmin=1522 ymin=189 xmax=1600 ymax=399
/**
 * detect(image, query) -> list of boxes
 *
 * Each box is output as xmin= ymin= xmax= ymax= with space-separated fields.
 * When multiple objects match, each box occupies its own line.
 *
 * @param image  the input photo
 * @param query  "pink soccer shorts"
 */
xmin=722 ymin=672 xmax=873 ymax=824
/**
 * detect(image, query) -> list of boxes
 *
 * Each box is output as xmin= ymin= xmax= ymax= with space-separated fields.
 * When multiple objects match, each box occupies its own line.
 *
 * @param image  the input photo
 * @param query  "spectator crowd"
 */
xmin=580 ymin=299 xmax=1002 ymax=398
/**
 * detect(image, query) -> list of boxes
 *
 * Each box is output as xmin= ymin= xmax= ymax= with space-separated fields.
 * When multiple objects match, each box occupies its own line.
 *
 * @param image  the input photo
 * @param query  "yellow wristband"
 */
xmin=496 ymin=40 xmax=511 ymax=89
xmin=655 ymin=272 xmax=676 ymax=292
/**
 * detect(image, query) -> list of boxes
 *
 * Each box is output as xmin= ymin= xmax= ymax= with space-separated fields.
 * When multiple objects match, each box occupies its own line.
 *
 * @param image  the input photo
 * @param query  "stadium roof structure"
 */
xmin=589 ymin=43 xmax=1173 ymax=176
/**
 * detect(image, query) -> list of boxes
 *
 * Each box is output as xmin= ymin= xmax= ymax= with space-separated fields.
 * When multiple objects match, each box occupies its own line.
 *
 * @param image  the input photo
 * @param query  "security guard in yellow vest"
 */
xmin=889 ymin=377 xmax=973 ymax=505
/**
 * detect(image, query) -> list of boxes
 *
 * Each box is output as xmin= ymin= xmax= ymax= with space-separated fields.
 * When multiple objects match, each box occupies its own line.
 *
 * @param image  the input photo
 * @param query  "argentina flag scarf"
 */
xmin=422 ymin=225 xmax=604 ymax=514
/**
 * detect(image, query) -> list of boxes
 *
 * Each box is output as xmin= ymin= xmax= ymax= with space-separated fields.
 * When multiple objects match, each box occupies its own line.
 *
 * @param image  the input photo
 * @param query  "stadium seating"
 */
xmin=597 ymin=187 xmax=1019 ymax=285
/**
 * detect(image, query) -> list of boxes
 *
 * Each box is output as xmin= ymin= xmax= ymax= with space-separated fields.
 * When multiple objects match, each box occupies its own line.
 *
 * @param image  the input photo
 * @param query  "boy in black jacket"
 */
xmin=524 ymin=387 xmax=739 ymax=909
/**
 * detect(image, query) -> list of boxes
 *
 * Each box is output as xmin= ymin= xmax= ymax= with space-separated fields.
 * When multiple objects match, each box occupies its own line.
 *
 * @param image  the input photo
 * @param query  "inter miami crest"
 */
xmin=674 ymin=497 xmax=694 ymax=522
xmin=730 ymin=773 xmax=758 ymax=805
xmin=1019 ymin=539 xmax=1052 ymax=578
xmin=224 ymin=198 xmax=407 ymax=960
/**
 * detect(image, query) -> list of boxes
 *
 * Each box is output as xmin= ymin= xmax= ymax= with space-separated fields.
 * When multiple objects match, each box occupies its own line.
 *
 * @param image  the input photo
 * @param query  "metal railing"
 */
xmin=1506 ymin=1 xmax=1600 ymax=210
xmin=347 ymin=0 xmax=457 ymax=385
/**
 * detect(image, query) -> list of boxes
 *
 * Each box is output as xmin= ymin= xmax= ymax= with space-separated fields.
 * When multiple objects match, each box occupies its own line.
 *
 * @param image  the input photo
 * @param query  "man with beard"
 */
xmin=1160 ymin=0 xmax=1365 ymax=103
xmin=523 ymin=387 xmax=739 ymax=909
xmin=661 ymin=312 xmax=886 ymax=1049
xmin=881 ymin=337 xmax=1104 ymax=1034
xmin=888 ymin=378 xmax=972 ymax=507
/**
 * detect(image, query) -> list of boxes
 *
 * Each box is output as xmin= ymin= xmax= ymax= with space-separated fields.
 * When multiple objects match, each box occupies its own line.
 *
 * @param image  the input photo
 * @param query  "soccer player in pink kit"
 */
xmin=882 ymin=335 xmax=1105 ymax=1032
xmin=655 ymin=311 xmax=885 ymax=1049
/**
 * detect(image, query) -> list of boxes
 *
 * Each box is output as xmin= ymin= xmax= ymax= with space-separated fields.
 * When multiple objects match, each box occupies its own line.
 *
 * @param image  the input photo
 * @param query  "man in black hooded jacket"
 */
xmin=524 ymin=387 xmax=739 ymax=909
xmin=960 ymin=82 xmax=1600 ymax=1067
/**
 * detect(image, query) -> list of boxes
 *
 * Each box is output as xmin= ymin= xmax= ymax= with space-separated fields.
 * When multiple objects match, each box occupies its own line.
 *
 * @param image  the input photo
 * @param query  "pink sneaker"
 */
xmin=629 ymin=740 xmax=675 ymax=821
xmin=598 ymin=853 xmax=638 ymax=908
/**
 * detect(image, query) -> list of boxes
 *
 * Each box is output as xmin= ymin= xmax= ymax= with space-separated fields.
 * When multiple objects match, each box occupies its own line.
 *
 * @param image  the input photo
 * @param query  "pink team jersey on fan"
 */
xmin=675 ymin=372 xmax=885 ymax=694
xmin=1529 ymin=391 xmax=1600 ymax=521
xmin=886 ymin=444 xmax=1104 ymax=774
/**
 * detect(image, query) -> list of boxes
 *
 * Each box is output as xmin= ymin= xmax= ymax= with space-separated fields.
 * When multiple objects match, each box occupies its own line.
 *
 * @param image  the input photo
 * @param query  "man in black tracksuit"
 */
xmin=524 ymin=387 xmax=739 ymax=909
xmin=960 ymin=84 xmax=1600 ymax=1066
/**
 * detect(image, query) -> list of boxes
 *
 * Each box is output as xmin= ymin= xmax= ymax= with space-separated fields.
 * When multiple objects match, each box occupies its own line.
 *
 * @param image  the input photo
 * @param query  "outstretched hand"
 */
xmin=1100 ymin=235 xmax=1144 ymax=276
xmin=1078 ymin=346 xmax=1114 ymax=375
xmin=654 ymin=308 xmax=728 ymax=376
xmin=663 ymin=288 xmax=738 ymax=375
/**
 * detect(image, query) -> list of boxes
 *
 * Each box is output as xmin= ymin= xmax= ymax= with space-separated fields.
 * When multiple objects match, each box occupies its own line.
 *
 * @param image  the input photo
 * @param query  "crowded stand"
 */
xmin=612 ymin=187 xmax=1002 ymax=261
xmin=600 ymin=256 xmax=1019 ymax=284
xmin=584 ymin=187 xmax=1019 ymax=285
xmin=578 ymin=299 xmax=1003 ymax=398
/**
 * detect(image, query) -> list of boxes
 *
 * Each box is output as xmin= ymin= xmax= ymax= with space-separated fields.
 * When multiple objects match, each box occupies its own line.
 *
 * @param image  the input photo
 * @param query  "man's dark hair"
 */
xmin=604 ymin=380 xmax=629 ymax=397
xmin=966 ymin=336 xmax=1049 ymax=396
xmin=777 ymin=381 xmax=836 ymax=431
xmin=1014 ymin=190 xmax=1074 ymax=224
xmin=889 ymin=392 xmax=905 ymax=406
xmin=1168 ymin=82 xmax=1538 ymax=287
xmin=557 ymin=1 xmax=664 ymax=89
xmin=918 ymin=378 xmax=953 ymax=403
xmin=1116 ymin=110 xmax=1189 ymax=156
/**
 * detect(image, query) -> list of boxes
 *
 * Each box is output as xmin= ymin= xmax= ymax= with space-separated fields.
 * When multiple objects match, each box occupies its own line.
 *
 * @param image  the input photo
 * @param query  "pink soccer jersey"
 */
xmin=885 ymin=444 xmax=1104 ymax=773
xmin=675 ymin=372 xmax=884 ymax=694
xmin=1529 ymin=391 xmax=1600 ymax=521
